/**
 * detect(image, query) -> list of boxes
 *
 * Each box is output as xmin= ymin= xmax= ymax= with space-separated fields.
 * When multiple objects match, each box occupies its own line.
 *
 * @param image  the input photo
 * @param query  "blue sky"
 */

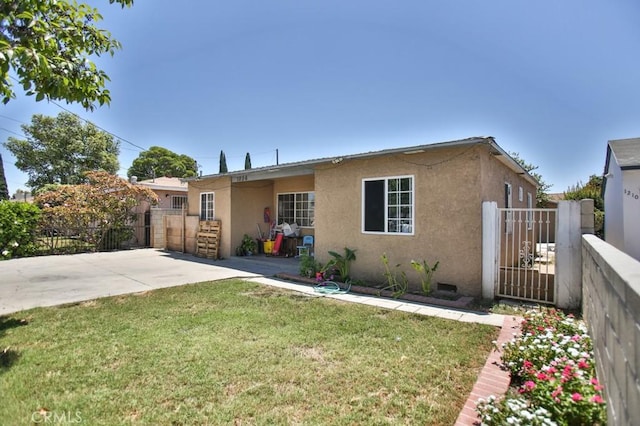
xmin=2 ymin=0 xmax=640 ymax=194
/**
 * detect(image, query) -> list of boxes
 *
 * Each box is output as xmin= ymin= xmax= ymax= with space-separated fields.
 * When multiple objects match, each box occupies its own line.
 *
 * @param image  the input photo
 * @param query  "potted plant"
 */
xmin=237 ymin=234 xmax=258 ymax=256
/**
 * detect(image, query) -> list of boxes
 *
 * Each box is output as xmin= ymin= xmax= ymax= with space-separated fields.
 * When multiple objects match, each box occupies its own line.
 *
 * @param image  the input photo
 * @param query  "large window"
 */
xmin=362 ymin=176 xmax=414 ymax=234
xmin=200 ymin=192 xmax=215 ymax=220
xmin=277 ymin=192 xmax=315 ymax=227
xmin=171 ymin=195 xmax=187 ymax=210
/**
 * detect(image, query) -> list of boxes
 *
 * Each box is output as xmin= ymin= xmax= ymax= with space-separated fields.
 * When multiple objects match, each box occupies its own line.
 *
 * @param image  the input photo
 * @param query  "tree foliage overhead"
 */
xmin=509 ymin=152 xmax=552 ymax=207
xmin=127 ymin=146 xmax=197 ymax=180
xmin=3 ymin=112 xmax=120 ymax=191
xmin=0 ymin=0 xmax=133 ymax=110
xmin=35 ymin=171 xmax=157 ymax=250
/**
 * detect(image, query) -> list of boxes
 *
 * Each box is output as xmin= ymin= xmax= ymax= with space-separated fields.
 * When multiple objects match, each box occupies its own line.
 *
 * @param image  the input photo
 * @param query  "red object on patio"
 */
xmin=272 ymin=233 xmax=283 ymax=256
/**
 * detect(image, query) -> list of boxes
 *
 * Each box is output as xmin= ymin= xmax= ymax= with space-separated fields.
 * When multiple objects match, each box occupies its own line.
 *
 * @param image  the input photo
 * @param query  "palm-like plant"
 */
xmin=327 ymin=247 xmax=357 ymax=282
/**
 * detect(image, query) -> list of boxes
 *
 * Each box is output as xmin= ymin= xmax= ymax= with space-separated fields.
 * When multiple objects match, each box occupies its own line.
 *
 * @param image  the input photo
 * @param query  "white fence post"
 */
xmin=482 ymin=201 xmax=498 ymax=300
xmin=556 ymin=201 xmax=582 ymax=309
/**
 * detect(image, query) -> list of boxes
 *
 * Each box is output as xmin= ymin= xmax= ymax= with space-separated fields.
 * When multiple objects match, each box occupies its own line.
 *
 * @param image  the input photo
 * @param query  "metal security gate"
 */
xmin=497 ymin=208 xmax=557 ymax=304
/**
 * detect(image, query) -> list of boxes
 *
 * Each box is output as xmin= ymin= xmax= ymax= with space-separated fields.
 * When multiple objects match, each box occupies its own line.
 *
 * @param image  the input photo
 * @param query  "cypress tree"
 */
xmin=219 ymin=150 xmax=228 ymax=173
xmin=0 ymin=153 xmax=9 ymax=200
xmin=244 ymin=152 xmax=252 ymax=170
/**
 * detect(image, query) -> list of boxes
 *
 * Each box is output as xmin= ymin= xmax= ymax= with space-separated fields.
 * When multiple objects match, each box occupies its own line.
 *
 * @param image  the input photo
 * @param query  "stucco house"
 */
xmin=185 ymin=136 xmax=537 ymax=297
xmin=603 ymin=137 xmax=640 ymax=261
xmin=134 ymin=176 xmax=188 ymax=210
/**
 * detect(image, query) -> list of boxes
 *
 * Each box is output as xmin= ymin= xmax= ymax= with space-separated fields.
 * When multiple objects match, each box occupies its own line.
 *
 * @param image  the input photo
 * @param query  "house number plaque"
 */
xmin=624 ymin=187 xmax=639 ymax=201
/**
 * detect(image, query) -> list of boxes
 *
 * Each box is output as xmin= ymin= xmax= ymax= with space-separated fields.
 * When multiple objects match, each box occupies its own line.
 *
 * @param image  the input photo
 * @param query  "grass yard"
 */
xmin=0 ymin=279 xmax=498 ymax=425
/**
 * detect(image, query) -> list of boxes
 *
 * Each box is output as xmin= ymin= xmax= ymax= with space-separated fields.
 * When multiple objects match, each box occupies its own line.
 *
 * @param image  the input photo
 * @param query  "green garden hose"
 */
xmin=313 ymin=281 xmax=351 ymax=294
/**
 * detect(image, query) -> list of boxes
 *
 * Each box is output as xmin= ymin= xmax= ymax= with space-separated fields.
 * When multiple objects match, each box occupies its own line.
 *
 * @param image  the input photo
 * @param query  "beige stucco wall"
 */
xmin=187 ymin=177 xmax=232 ymax=256
xmin=479 ymin=153 xmax=536 ymax=208
xmin=229 ymin=181 xmax=274 ymax=255
xmin=314 ymin=145 xmax=487 ymax=295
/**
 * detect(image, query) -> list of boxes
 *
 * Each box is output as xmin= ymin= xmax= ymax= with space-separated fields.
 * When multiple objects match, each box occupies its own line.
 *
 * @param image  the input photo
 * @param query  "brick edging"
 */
xmin=454 ymin=315 xmax=522 ymax=426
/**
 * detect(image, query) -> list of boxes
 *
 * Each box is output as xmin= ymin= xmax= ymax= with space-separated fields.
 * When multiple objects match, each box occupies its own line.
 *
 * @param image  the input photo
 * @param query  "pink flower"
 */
xmin=571 ymin=393 xmax=583 ymax=402
xmin=590 ymin=377 xmax=604 ymax=391
xmin=524 ymin=380 xmax=536 ymax=391
xmin=578 ymin=359 xmax=589 ymax=369
xmin=536 ymin=372 xmax=549 ymax=381
xmin=571 ymin=334 xmax=581 ymax=341
xmin=591 ymin=395 xmax=604 ymax=404
xmin=523 ymin=360 xmax=533 ymax=369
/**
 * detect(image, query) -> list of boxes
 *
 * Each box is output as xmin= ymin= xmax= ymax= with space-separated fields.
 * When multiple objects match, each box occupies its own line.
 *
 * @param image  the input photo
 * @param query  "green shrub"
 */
xmin=0 ymin=201 xmax=41 ymax=259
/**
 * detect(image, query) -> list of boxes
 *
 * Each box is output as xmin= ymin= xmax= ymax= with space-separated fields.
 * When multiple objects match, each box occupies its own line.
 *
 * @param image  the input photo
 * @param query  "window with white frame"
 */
xmin=518 ymin=186 xmax=524 ymax=202
xmin=362 ymin=175 xmax=414 ymax=234
xmin=277 ymin=192 xmax=315 ymax=227
xmin=200 ymin=192 xmax=215 ymax=220
xmin=171 ymin=195 xmax=187 ymax=210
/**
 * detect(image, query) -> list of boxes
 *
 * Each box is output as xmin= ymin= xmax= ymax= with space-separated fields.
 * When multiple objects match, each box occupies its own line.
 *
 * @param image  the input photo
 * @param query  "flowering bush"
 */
xmin=0 ymin=200 xmax=41 ymax=259
xmin=477 ymin=308 xmax=606 ymax=426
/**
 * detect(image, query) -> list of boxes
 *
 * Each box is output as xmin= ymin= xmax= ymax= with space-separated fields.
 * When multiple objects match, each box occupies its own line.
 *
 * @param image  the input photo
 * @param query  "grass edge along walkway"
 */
xmin=455 ymin=315 xmax=522 ymax=425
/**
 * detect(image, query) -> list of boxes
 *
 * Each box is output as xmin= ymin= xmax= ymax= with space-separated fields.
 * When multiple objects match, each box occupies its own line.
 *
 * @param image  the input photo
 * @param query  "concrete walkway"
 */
xmin=0 ymin=248 xmax=514 ymax=424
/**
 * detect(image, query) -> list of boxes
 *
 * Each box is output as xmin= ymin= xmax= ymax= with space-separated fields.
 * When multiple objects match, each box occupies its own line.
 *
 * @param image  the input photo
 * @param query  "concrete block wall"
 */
xmin=582 ymin=234 xmax=640 ymax=425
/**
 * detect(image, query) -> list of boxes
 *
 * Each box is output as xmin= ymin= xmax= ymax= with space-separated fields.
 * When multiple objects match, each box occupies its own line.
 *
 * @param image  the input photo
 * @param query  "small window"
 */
xmin=527 ymin=192 xmax=533 ymax=230
xmin=277 ymin=192 xmax=315 ymax=227
xmin=504 ymin=183 xmax=513 ymax=234
xmin=171 ymin=195 xmax=187 ymax=210
xmin=504 ymin=183 xmax=512 ymax=208
xmin=363 ymin=175 xmax=414 ymax=234
xmin=518 ymin=186 xmax=523 ymax=202
xmin=200 ymin=192 xmax=215 ymax=220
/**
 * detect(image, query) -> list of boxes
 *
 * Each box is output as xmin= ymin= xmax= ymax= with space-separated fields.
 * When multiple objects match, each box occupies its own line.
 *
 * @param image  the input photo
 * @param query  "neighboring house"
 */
xmin=133 ymin=176 xmax=188 ymax=210
xmin=132 ymin=176 xmax=189 ymax=247
xmin=603 ymin=138 xmax=640 ymax=261
xmin=10 ymin=189 xmax=33 ymax=202
xmin=185 ymin=137 xmax=537 ymax=297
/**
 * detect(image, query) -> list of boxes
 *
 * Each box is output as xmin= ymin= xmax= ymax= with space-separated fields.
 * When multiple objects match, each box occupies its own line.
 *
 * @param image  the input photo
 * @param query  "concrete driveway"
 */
xmin=0 ymin=249 xmax=301 ymax=315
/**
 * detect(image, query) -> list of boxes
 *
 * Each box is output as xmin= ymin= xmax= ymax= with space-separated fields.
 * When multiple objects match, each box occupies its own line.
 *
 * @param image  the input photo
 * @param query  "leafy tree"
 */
xmin=219 ymin=150 xmax=228 ymax=173
xmin=564 ymin=175 xmax=604 ymax=238
xmin=244 ymin=152 xmax=252 ymax=170
xmin=509 ymin=152 xmax=552 ymax=207
xmin=0 ymin=153 xmax=8 ymax=200
xmin=0 ymin=0 xmax=133 ymax=110
xmin=35 ymin=171 xmax=157 ymax=251
xmin=0 ymin=200 xmax=41 ymax=259
xmin=3 ymin=112 xmax=120 ymax=191
xmin=127 ymin=146 xmax=197 ymax=180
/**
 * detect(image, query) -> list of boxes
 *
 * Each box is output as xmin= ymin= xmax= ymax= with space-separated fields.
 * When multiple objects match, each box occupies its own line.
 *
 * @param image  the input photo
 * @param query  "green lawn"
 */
xmin=0 ymin=280 xmax=497 ymax=425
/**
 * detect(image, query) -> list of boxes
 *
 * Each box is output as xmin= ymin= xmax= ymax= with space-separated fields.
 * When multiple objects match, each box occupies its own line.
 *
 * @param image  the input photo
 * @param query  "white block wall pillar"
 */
xmin=556 ymin=201 xmax=582 ymax=309
xmin=482 ymin=201 xmax=498 ymax=300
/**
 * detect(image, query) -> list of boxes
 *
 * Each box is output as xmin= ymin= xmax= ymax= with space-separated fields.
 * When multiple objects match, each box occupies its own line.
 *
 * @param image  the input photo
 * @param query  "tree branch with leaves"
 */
xmin=0 ymin=0 xmax=133 ymax=110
